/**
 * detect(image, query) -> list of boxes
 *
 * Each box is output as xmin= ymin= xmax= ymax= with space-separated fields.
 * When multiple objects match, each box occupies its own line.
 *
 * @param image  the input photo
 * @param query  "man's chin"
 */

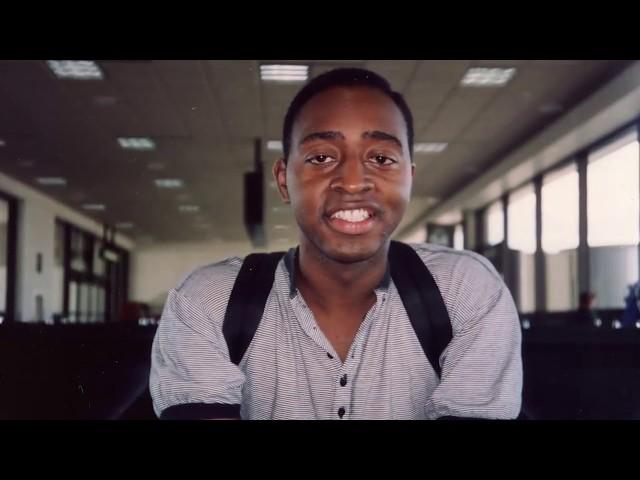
xmin=319 ymin=236 xmax=388 ymax=265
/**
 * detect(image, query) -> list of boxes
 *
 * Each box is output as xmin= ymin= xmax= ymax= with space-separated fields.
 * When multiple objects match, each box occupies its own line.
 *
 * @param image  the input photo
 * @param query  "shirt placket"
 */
xmin=290 ymin=284 xmax=388 ymax=420
xmin=330 ymin=290 xmax=387 ymax=420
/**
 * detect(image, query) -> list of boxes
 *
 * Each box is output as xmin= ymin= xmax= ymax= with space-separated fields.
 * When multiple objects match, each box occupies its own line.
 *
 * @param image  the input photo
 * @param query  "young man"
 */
xmin=150 ymin=68 xmax=522 ymax=420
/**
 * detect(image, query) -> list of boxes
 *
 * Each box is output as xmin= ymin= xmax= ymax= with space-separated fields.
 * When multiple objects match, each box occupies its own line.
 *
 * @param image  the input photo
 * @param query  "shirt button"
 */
xmin=338 ymin=407 xmax=346 ymax=418
xmin=327 ymin=353 xmax=333 ymax=359
xmin=340 ymin=374 xmax=347 ymax=387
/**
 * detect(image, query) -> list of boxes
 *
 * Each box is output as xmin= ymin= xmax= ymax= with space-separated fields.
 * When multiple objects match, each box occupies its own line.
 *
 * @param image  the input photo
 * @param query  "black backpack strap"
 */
xmin=223 ymin=243 xmax=453 ymax=376
xmin=222 ymin=252 xmax=285 ymax=365
xmin=389 ymin=241 xmax=452 ymax=378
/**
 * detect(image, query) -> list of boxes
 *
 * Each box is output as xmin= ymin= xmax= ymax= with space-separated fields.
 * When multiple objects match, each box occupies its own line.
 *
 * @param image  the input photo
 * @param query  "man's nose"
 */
xmin=330 ymin=158 xmax=373 ymax=195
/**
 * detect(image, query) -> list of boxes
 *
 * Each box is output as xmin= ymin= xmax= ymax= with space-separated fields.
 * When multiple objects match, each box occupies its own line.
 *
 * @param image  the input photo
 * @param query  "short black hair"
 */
xmin=282 ymin=67 xmax=414 ymax=162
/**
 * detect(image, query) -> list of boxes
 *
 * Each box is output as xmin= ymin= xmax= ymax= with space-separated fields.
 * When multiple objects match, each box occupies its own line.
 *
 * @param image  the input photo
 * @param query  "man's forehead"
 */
xmin=292 ymin=87 xmax=406 ymax=139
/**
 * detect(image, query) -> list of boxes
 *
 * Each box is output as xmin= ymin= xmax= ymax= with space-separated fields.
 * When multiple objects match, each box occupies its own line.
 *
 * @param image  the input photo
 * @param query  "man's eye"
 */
xmin=370 ymin=155 xmax=397 ymax=166
xmin=306 ymin=154 xmax=336 ymax=165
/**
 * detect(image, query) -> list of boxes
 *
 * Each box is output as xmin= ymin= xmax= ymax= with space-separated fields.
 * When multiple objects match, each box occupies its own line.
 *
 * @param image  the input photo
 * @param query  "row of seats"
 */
xmin=0 ymin=323 xmax=156 ymax=420
xmin=2 ymin=322 xmax=639 ymax=419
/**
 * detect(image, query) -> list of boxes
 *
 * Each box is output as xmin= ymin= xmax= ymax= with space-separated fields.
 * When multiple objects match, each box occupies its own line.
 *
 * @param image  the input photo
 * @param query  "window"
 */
xmin=453 ymin=224 xmax=464 ymax=250
xmin=0 ymin=192 xmax=16 ymax=324
xmin=508 ymin=185 xmax=536 ymax=254
xmin=70 ymin=229 xmax=88 ymax=272
xmin=484 ymin=200 xmax=504 ymax=246
xmin=587 ymin=130 xmax=639 ymax=308
xmin=427 ymin=224 xmax=454 ymax=247
xmin=0 ymin=199 xmax=8 ymax=322
xmin=508 ymin=184 xmax=536 ymax=313
xmin=59 ymin=221 xmax=128 ymax=323
xmin=0 ymin=200 xmax=7 ymax=320
xmin=542 ymin=164 xmax=579 ymax=311
xmin=51 ymin=221 xmax=65 ymax=323
xmin=403 ymin=225 xmax=427 ymax=243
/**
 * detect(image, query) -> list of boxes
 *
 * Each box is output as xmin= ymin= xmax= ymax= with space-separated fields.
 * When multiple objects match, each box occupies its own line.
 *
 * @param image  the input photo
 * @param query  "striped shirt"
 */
xmin=150 ymin=243 xmax=522 ymax=420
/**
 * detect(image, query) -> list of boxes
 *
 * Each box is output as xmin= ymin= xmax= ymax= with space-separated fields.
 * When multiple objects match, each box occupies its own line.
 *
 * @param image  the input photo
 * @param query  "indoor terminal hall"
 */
xmin=0 ymin=60 xmax=638 ymax=419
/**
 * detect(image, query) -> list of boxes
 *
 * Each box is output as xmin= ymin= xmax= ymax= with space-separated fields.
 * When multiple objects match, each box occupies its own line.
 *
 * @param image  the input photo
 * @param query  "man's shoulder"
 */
xmin=406 ymin=242 xmax=502 ymax=284
xmin=403 ymin=244 xmax=513 ymax=334
xmin=174 ymin=256 xmax=244 ymax=302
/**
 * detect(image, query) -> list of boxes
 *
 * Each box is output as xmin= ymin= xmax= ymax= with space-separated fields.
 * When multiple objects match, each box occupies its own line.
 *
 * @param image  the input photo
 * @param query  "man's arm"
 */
xmin=150 ymin=288 xmax=246 ymax=420
xmin=424 ymin=251 xmax=523 ymax=420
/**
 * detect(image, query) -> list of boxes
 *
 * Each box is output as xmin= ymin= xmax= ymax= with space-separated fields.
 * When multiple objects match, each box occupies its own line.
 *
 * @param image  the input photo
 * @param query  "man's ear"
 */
xmin=272 ymin=158 xmax=290 ymax=203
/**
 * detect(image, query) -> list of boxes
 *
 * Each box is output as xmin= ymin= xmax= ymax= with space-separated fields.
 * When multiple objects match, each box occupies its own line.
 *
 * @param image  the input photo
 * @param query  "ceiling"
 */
xmin=0 ymin=60 xmax=632 ymax=248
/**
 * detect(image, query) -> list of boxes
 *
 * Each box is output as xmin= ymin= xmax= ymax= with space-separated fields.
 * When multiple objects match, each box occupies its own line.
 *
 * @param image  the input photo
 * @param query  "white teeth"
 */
xmin=331 ymin=209 xmax=371 ymax=222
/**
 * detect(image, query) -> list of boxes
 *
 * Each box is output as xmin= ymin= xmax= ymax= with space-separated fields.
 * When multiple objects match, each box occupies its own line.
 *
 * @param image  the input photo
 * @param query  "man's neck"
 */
xmin=295 ymin=241 xmax=388 ymax=313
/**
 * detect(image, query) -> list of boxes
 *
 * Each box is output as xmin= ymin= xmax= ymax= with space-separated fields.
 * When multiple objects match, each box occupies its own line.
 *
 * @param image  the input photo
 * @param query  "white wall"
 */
xmin=16 ymin=199 xmax=55 ymax=323
xmin=130 ymin=240 xmax=268 ymax=314
xmin=0 ymin=171 xmax=133 ymax=323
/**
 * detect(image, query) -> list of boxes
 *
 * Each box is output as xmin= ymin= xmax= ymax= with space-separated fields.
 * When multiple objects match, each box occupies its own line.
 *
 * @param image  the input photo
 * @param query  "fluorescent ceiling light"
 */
xmin=36 ymin=177 xmax=67 ymax=186
xmin=0 ymin=139 xmax=6 ymax=147
xmin=272 ymin=206 xmax=290 ymax=212
xmin=414 ymin=142 xmax=448 ymax=153
xmin=82 ymin=204 xmax=106 ymax=211
xmin=154 ymin=178 xmax=184 ymax=189
xmin=538 ymin=102 xmax=564 ymax=114
xmin=461 ymin=67 xmax=516 ymax=87
xmin=260 ymin=64 xmax=308 ymax=82
xmin=117 ymin=137 xmax=156 ymax=151
xmin=47 ymin=60 xmax=104 ymax=80
xmin=93 ymin=95 xmax=118 ymax=106
xmin=267 ymin=140 xmax=283 ymax=151
xmin=147 ymin=162 xmax=165 ymax=171
xmin=179 ymin=205 xmax=200 ymax=213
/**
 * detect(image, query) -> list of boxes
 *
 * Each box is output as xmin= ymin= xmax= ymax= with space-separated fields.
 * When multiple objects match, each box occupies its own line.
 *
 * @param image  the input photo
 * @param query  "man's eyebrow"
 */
xmin=362 ymin=130 xmax=403 ymax=148
xmin=299 ymin=131 xmax=346 ymax=146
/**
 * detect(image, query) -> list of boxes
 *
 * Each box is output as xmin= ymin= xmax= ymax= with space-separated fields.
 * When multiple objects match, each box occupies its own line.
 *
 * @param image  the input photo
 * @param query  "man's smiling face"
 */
xmin=274 ymin=86 xmax=415 ymax=264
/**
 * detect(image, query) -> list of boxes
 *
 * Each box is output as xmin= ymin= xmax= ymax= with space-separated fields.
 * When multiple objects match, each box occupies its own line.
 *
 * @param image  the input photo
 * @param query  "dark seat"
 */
xmin=0 ymin=323 xmax=157 ymax=420
xmin=521 ymin=327 xmax=640 ymax=419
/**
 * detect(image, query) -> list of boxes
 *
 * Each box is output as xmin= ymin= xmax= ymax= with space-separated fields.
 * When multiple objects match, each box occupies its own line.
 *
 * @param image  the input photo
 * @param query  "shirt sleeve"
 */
xmin=149 ymin=288 xmax=246 ymax=419
xmin=424 ymin=251 xmax=523 ymax=420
